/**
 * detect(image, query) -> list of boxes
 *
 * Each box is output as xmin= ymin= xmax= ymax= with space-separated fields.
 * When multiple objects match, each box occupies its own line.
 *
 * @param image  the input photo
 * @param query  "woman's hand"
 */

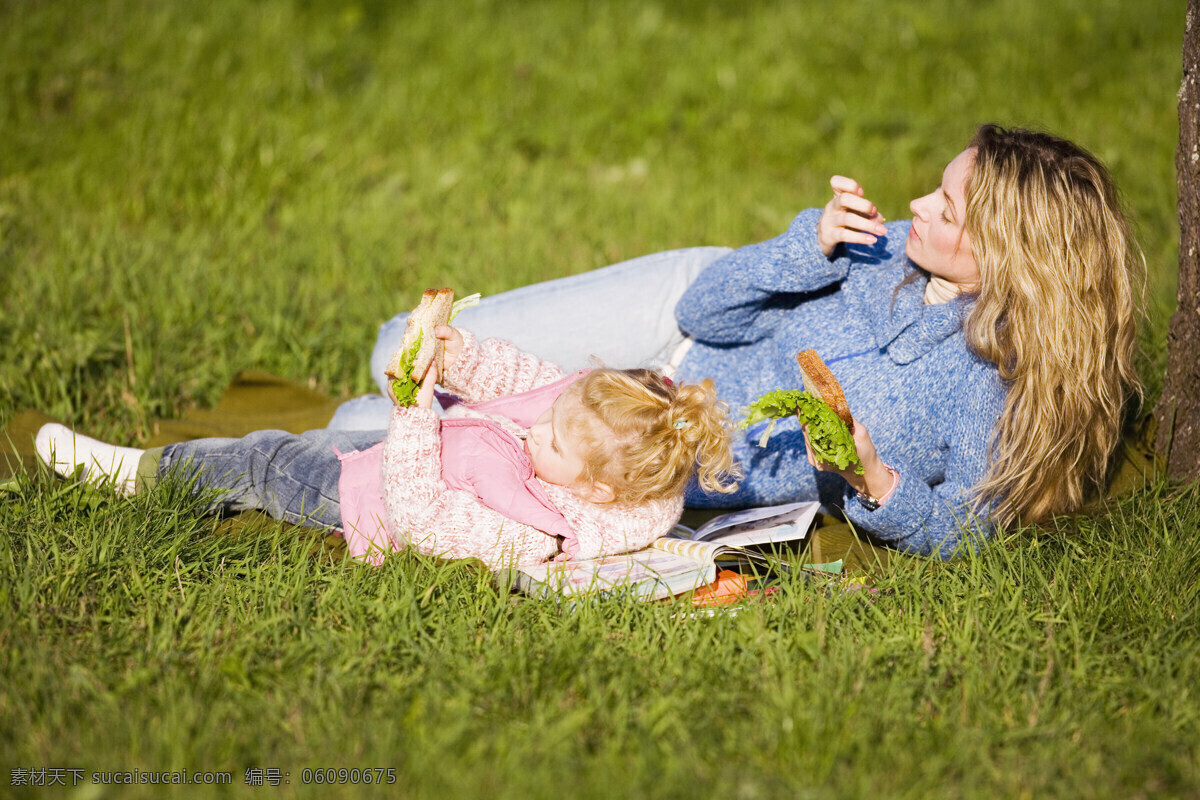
xmin=433 ymin=325 xmax=464 ymax=374
xmin=800 ymin=415 xmax=895 ymax=502
xmin=816 ymin=176 xmax=888 ymax=258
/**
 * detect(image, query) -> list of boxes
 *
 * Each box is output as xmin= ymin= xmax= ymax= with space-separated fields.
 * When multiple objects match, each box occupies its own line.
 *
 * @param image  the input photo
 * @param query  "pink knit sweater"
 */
xmin=379 ymin=330 xmax=683 ymax=569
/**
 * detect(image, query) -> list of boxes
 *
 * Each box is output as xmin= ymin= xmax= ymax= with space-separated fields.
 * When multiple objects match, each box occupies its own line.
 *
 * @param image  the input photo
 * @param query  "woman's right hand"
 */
xmin=433 ymin=325 xmax=464 ymax=373
xmin=816 ymin=176 xmax=888 ymax=258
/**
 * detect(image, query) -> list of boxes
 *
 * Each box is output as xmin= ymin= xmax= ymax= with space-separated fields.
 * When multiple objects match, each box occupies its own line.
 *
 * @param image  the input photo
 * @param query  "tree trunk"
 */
xmin=1155 ymin=0 xmax=1200 ymax=479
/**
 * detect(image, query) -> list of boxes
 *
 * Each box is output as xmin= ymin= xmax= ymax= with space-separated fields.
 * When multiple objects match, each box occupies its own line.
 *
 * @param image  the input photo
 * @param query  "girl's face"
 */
xmin=907 ymin=148 xmax=981 ymax=288
xmin=525 ymin=392 xmax=594 ymax=492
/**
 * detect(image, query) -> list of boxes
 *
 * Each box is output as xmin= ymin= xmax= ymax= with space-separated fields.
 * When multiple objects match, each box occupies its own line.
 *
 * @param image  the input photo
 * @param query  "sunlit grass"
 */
xmin=1 ymin=0 xmax=1195 ymax=797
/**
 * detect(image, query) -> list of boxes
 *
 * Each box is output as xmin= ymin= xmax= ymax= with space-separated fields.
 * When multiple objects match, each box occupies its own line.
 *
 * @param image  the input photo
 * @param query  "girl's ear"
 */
xmin=580 ymin=481 xmax=615 ymax=504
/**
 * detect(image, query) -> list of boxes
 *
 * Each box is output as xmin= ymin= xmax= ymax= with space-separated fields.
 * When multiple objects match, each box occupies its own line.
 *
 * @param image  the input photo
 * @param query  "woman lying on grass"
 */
xmin=36 ymin=326 xmax=740 ymax=569
xmin=341 ymin=124 xmax=1146 ymax=558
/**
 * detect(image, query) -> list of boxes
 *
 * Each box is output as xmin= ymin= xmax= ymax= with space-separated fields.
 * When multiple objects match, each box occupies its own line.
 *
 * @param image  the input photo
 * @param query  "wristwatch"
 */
xmin=855 ymin=489 xmax=882 ymax=512
xmin=855 ymin=466 xmax=898 ymax=511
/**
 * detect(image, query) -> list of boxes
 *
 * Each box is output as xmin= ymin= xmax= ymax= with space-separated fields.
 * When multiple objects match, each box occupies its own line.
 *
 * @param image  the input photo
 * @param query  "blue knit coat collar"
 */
xmin=845 ymin=264 xmax=973 ymax=365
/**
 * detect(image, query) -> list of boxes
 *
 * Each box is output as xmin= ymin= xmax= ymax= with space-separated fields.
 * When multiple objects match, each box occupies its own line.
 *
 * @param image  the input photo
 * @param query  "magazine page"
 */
xmin=655 ymin=535 xmax=778 ymax=571
xmin=690 ymin=501 xmax=821 ymax=547
xmin=651 ymin=536 xmax=728 ymax=562
xmin=517 ymin=547 xmax=716 ymax=601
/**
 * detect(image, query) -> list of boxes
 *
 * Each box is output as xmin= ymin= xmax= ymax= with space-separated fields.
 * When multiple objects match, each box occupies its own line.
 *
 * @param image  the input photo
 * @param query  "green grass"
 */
xmin=0 ymin=0 xmax=1195 ymax=797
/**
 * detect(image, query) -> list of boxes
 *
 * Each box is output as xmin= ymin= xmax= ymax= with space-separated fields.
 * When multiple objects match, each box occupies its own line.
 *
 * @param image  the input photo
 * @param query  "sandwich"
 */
xmin=739 ymin=349 xmax=863 ymax=473
xmin=386 ymin=288 xmax=480 ymax=406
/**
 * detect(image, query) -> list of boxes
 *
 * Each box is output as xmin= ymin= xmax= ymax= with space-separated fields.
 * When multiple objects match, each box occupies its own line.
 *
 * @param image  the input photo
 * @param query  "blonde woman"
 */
xmin=674 ymin=123 xmax=1143 ymax=555
xmin=341 ymin=124 xmax=1143 ymax=558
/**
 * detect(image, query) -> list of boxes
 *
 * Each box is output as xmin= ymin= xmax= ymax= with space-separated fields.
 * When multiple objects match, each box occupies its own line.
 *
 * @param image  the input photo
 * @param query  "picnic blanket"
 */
xmin=0 ymin=370 xmax=1163 ymax=576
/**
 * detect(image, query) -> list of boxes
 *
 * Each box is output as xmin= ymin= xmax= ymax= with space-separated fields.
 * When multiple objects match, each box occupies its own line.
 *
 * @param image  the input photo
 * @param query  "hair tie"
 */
xmin=673 ymin=419 xmax=689 ymax=429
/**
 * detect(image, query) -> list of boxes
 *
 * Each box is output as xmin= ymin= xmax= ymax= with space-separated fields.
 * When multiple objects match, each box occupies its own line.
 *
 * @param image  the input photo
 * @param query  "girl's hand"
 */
xmin=816 ymin=176 xmax=888 ymax=258
xmin=415 ymin=361 xmax=438 ymax=410
xmin=800 ymin=415 xmax=894 ymax=501
xmin=433 ymin=325 xmax=464 ymax=374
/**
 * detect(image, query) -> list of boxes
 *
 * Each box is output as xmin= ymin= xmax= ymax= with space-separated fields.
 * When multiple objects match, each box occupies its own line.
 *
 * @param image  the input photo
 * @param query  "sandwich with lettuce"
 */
xmin=740 ymin=349 xmax=863 ymax=474
xmin=385 ymin=288 xmax=480 ymax=406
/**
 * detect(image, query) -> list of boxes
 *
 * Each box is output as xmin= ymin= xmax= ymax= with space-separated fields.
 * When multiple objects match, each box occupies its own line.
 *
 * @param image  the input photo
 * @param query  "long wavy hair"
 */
xmin=962 ymin=124 xmax=1145 ymax=525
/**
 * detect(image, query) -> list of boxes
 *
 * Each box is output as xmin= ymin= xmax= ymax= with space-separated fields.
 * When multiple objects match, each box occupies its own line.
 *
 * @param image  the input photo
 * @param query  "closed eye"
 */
xmin=942 ymin=188 xmax=959 ymax=223
xmin=550 ymin=406 xmax=562 ymax=454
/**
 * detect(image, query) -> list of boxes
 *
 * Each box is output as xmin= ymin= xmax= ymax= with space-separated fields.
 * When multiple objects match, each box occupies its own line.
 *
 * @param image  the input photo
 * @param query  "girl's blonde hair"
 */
xmin=962 ymin=124 xmax=1145 ymax=525
xmin=563 ymin=369 xmax=741 ymax=505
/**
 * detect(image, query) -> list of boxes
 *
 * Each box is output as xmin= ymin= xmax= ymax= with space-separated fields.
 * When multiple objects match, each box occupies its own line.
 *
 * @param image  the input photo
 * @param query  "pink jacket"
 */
xmin=339 ymin=330 xmax=682 ymax=568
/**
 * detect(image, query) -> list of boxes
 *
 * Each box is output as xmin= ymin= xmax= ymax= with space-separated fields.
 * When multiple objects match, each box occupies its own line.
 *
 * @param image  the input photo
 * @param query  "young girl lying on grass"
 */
xmin=36 ymin=326 xmax=740 ymax=568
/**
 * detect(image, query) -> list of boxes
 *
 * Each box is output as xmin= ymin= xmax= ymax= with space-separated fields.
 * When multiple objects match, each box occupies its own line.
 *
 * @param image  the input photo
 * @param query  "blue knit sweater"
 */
xmin=674 ymin=208 xmax=1007 ymax=559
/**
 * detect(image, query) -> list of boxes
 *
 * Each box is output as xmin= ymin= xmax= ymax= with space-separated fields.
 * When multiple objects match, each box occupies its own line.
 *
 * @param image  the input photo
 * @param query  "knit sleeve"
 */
xmin=841 ymin=362 xmax=1006 ymax=559
xmin=674 ymin=208 xmax=858 ymax=344
xmin=545 ymin=485 xmax=684 ymax=562
xmin=380 ymin=406 xmax=560 ymax=568
xmin=439 ymin=328 xmax=567 ymax=403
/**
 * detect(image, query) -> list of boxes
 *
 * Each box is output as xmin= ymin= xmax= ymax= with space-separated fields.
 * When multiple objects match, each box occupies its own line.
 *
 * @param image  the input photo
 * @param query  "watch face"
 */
xmin=857 ymin=491 xmax=880 ymax=511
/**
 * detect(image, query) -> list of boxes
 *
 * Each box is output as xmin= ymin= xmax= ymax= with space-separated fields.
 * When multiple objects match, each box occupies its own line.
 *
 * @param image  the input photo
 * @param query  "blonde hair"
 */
xmin=563 ymin=369 xmax=741 ymax=505
xmin=961 ymin=124 xmax=1145 ymax=525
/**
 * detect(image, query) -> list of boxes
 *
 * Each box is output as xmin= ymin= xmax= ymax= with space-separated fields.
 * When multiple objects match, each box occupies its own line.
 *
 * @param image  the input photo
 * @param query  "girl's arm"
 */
xmin=380 ymin=407 xmax=560 ymax=568
xmin=438 ymin=328 xmax=567 ymax=404
xmin=547 ymin=484 xmax=684 ymax=562
xmin=674 ymin=208 xmax=904 ymax=345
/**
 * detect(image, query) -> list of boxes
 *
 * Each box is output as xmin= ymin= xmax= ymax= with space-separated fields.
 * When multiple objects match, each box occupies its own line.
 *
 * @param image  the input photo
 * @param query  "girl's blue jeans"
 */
xmin=160 ymin=429 xmax=384 ymax=530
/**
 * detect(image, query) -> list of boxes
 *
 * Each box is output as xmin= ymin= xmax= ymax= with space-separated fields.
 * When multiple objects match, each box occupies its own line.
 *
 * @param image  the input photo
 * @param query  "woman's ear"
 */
xmin=579 ymin=480 xmax=615 ymax=504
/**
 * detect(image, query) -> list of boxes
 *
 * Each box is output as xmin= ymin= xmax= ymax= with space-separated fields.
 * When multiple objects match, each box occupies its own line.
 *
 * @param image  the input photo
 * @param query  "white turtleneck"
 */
xmin=924 ymin=275 xmax=972 ymax=305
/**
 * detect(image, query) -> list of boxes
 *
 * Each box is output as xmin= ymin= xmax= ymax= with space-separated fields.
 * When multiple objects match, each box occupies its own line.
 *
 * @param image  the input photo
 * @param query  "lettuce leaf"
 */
xmin=389 ymin=330 xmax=423 ymax=407
xmin=448 ymin=292 xmax=481 ymax=322
xmin=740 ymin=389 xmax=863 ymax=474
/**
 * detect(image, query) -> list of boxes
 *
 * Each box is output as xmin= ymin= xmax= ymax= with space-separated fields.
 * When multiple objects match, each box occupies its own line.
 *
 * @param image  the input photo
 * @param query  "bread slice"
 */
xmin=386 ymin=288 xmax=454 ymax=404
xmin=795 ymin=349 xmax=853 ymax=430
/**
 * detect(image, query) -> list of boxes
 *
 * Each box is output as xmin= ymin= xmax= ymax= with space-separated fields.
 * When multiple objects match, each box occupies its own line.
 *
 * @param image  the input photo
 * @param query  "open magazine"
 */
xmin=506 ymin=502 xmax=823 ymax=602
xmin=507 ymin=536 xmax=777 ymax=602
xmin=677 ymin=501 xmax=821 ymax=548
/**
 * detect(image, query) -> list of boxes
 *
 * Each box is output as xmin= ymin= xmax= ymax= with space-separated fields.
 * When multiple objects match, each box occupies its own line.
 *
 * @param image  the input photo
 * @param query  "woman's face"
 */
xmin=907 ymin=148 xmax=980 ymax=288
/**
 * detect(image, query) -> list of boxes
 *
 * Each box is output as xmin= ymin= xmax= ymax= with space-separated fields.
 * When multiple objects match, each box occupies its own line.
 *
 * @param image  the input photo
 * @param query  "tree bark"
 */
xmin=1155 ymin=0 xmax=1200 ymax=479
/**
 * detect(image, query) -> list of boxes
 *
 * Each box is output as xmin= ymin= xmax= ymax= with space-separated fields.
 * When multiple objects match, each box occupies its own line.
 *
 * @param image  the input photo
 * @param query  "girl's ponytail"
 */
xmin=567 ymin=369 xmax=741 ymax=504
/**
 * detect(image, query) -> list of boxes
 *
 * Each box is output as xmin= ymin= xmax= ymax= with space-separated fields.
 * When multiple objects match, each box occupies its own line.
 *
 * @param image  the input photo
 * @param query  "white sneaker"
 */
xmin=35 ymin=423 xmax=145 ymax=496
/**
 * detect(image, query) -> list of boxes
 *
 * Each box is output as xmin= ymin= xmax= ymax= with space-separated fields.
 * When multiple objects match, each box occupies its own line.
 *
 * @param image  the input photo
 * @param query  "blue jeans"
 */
xmin=160 ymin=429 xmax=384 ymax=530
xmin=329 ymin=246 xmax=732 ymax=431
